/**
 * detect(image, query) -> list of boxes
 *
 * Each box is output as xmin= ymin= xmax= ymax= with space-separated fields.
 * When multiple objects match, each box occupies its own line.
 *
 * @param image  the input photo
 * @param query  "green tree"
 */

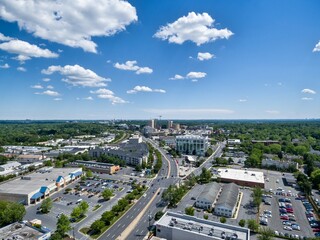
xmin=49 ymin=232 xmax=63 ymax=240
xmin=56 ymin=214 xmax=71 ymax=237
xmin=247 ymin=219 xmax=259 ymax=232
xmin=258 ymin=227 xmax=274 ymax=240
xmin=311 ymin=169 xmax=320 ymax=189
xmin=86 ymin=170 xmax=93 ymax=178
xmin=252 ymin=187 xmax=263 ymax=209
xmin=220 ymin=217 xmax=226 ymax=223
xmin=185 ymin=206 xmax=195 ymax=216
xmin=0 ymin=201 xmax=26 ymax=227
xmin=203 ymin=214 xmax=209 ymax=220
xmin=239 ymin=219 xmax=246 ymax=227
xmin=79 ymin=201 xmax=89 ymax=215
xmin=101 ymin=189 xmax=114 ymax=201
xmin=101 ymin=211 xmax=115 ymax=225
xmin=90 ymin=220 xmax=105 ymax=234
xmin=199 ymin=167 xmax=212 ymax=183
xmin=40 ymin=198 xmax=52 ymax=214
xmin=135 ymin=164 xmax=142 ymax=172
xmin=43 ymin=160 xmax=53 ymax=167
xmin=71 ymin=206 xmax=82 ymax=219
xmin=155 ymin=211 xmax=164 ymax=221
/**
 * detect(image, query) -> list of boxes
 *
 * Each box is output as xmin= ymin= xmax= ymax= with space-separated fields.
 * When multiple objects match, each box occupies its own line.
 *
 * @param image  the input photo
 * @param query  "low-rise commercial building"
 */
xmin=17 ymin=154 xmax=45 ymax=164
xmin=218 ymin=168 xmax=265 ymax=188
xmin=0 ymin=221 xmax=51 ymax=240
xmin=196 ymin=182 xmax=221 ymax=210
xmin=155 ymin=211 xmax=250 ymax=240
xmin=68 ymin=160 xmax=119 ymax=174
xmin=0 ymin=167 xmax=82 ymax=205
xmin=214 ymin=183 xmax=240 ymax=218
xmin=176 ymin=135 xmax=209 ymax=156
xmin=0 ymin=161 xmax=21 ymax=171
xmin=227 ymin=139 xmax=241 ymax=145
xmin=261 ymin=158 xmax=298 ymax=170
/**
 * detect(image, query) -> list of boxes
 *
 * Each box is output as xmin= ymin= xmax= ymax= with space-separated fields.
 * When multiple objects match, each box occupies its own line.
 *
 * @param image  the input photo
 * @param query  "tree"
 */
xmin=252 ymin=187 xmax=263 ymax=209
xmin=91 ymin=220 xmax=105 ymax=234
xmin=0 ymin=201 xmax=26 ymax=227
xmin=101 ymin=189 xmax=114 ymax=201
xmin=203 ymin=214 xmax=209 ymax=220
xmin=135 ymin=164 xmax=142 ymax=172
xmin=311 ymin=169 xmax=320 ymax=189
xmin=220 ymin=217 xmax=226 ymax=223
xmin=239 ymin=219 xmax=246 ymax=227
xmin=86 ymin=170 xmax=93 ymax=178
xmin=247 ymin=219 xmax=259 ymax=232
xmin=258 ymin=227 xmax=274 ymax=240
xmin=185 ymin=206 xmax=194 ymax=216
xmin=79 ymin=201 xmax=89 ymax=215
xmin=101 ymin=211 xmax=115 ymax=225
xmin=155 ymin=211 xmax=164 ymax=221
xmin=112 ymin=204 xmax=122 ymax=214
xmin=43 ymin=160 xmax=53 ymax=167
xmin=71 ymin=206 xmax=82 ymax=219
xmin=40 ymin=198 xmax=52 ymax=214
xmin=56 ymin=214 xmax=71 ymax=237
xmin=199 ymin=167 xmax=212 ymax=183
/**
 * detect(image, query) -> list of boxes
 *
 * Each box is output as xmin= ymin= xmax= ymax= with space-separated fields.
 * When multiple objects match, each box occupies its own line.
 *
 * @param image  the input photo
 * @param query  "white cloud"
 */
xmin=42 ymin=78 xmax=50 ymax=82
xmin=301 ymin=97 xmax=313 ymax=101
xmin=191 ymin=79 xmax=198 ymax=82
xmin=301 ymin=88 xmax=316 ymax=94
xmin=35 ymin=90 xmax=60 ymax=96
xmin=114 ymin=60 xmax=153 ymax=74
xmin=42 ymin=64 xmax=109 ymax=87
xmin=266 ymin=110 xmax=280 ymax=114
xmin=17 ymin=66 xmax=26 ymax=72
xmin=127 ymin=85 xmax=166 ymax=94
xmin=0 ymin=0 xmax=137 ymax=53
xmin=0 ymin=33 xmax=13 ymax=41
xmin=53 ymin=98 xmax=62 ymax=101
xmin=0 ymin=63 xmax=9 ymax=68
xmin=0 ymin=39 xmax=58 ymax=61
xmin=47 ymin=85 xmax=54 ymax=89
xmin=84 ymin=96 xmax=93 ymax=101
xmin=277 ymin=82 xmax=282 ymax=86
xmin=186 ymin=71 xmax=207 ymax=79
xmin=238 ymin=99 xmax=247 ymax=102
xmin=31 ymin=84 xmax=43 ymax=89
xmin=90 ymin=88 xmax=127 ymax=104
xmin=154 ymin=12 xmax=233 ymax=46
xmin=313 ymin=41 xmax=320 ymax=52
xmin=169 ymin=74 xmax=184 ymax=80
xmin=144 ymin=108 xmax=234 ymax=115
xmin=197 ymin=52 xmax=214 ymax=61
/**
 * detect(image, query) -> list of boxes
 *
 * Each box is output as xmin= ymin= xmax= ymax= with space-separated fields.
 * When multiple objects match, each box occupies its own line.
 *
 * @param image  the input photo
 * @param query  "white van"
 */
xmin=76 ymin=199 xmax=83 ymax=204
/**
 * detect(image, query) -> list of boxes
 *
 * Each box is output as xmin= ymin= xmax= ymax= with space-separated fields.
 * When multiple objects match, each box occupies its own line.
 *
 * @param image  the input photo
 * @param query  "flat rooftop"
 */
xmin=218 ymin=168 xmax=265 ymax=184
xmin=0 ymin=168 xmax=81 ymax=195
xmin=0 ymin=222 xmax=49 ymax=239
xmin=157 ymin=211 xmax=250 ymax=240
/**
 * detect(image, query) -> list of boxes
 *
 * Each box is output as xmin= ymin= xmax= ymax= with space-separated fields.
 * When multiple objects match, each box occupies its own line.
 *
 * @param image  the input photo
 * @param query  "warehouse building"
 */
xmin=68 ymin=160 xmax=120 ymax=174
xmin=218 ymin=168 xmax=265 ymax=188
xmin=195 ymin=182 xmax=221 ymax=210
xmin=0 ymin=167 xmax=82 ymax=205
xmin=155 ymin=211 xmax=250 ymax=240
xmin=214 ymin=183 xmax=240 ymax=218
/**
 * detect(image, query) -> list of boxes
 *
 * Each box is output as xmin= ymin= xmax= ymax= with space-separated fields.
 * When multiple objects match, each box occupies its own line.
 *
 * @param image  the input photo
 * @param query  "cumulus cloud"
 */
xmin=42 ymin=64 xmax=109 ymax=87
xmin=0 ymin=63 xmax=9 ymax=68
xmin=0 ymin=33 xmax=12 ymax=41
xmin=197 ymin=52 xmax=214 ymax=61
xmin=31 ymin=84 xmax=43 ymax=89
xmin=0 ymin=0 xmax=137 ymax=53
xmin=238 ymin=99 xmax=247 ymax=102
xmin=0 ymin=39 xmax=58 ymax=61
xmin=154 ymin=12 xmax=233 ymax=46
xmin=47 ymin=85 xmax=54 ymax=89
xmin=42 ymin=78 xmax=50 ymax=82
xmin=114 ymin=60 xmax=153 ymax=74
xmin=313 ymin=41 xmax=320 ymax=52
xmin=301 ymin=88 xmax=316 ymax=94
xmin=53 ymin=98 xmax=62 ymax=101
xmin=90 ymin=88 xmax=127 ymax=104
xmin=83 ymin=96 xmax=93 ymax=101
xmin=169 ymin=74 xmax=184 ymax=80
xmin=17 ymin=66 xmax=26 ymax=72
xmin=186 ymin=71 xmax=206 ymax=79
xmin=301 ymin=97 xmax=313 ymax=101
xmin=35 ymin=90 xmax=60 ymax=96
xmin=127 ymin=85 xmax=166 ymax=94
xmin=191 ymin=79 xmax=198 ymax=82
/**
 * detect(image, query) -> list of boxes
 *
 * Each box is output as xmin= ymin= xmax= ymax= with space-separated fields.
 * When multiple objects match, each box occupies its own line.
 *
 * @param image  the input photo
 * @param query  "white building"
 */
xmin=195 ymin=183 xmax=221 ymax=210
xmin=227 ymin=139 xmax=241 ymax=145
xmin=0 ymin=161 xmax=21 ymax=171
xmin=156 ymin=211 xmax=250 ymax=240
xmin=176 ymin=135 xmax=209 ymax=156
xmin=214 ymin=183 xmax=240 ymax=218
xmin=218 ymin=168 xmax=265 ymax=188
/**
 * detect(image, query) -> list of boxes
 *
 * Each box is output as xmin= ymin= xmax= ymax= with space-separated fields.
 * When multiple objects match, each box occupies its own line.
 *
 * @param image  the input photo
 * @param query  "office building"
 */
xmin=195 ymin=182 xmax=221 ymax=210
xmin=68 ymin=160 xmax=120 ymax=174
xmin=218 ymin=168 xmax=265 ymax=188
xmin=214 ymin=183 xmax=239 ymax=218
xmin=176 ymin=135 xmax=209 ymax=156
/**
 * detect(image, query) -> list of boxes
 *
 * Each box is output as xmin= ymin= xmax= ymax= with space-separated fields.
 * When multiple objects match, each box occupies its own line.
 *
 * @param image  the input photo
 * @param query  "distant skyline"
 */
xmin=0 ymin=0 xmax=320 ymax=120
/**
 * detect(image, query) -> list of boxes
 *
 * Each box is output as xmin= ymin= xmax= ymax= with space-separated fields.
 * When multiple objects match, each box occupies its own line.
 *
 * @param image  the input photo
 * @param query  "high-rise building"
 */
xmin=167 ymin=120 xmax=173 ymax=128
xmin=148 ymin=119 xmax=156 ymax=128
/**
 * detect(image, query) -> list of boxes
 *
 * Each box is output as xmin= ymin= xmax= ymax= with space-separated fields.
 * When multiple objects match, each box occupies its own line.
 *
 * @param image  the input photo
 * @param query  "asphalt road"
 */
xmin=98 ymin=138 xmax=177 ymax=240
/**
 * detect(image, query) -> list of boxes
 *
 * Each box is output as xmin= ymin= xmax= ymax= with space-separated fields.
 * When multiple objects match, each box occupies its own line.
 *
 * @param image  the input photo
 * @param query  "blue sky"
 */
xmin=0 ymin=0 xmax=319 ymax=120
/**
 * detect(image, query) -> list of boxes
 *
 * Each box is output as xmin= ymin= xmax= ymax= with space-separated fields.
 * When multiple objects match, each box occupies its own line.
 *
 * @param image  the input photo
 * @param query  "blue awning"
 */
xmin=56 ymin=176 xmax=64 ymax=183
xmin=40 ymin=186 xmax=49 ymax=194
xmin=72 ymin=171 xmax=82 ymax=177
xmin=31 ymin=192 xmax=43 ymax=200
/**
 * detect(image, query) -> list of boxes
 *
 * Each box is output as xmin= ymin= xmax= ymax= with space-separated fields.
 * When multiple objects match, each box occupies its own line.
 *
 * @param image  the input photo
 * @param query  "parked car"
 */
xmin=284 ymin=226 xmax=292 ymax=231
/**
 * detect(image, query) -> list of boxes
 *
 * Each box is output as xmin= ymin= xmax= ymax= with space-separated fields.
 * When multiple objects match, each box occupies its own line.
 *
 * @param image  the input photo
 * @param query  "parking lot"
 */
xmin=24 ymin=178 xmax=130 ymax=231
xmin=260 ymin=170 xmax=315 ymax=238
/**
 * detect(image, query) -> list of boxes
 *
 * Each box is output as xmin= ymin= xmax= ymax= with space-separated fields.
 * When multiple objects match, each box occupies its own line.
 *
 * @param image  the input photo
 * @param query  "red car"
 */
xmin=281 ymin=216 xmax=289 ymax=220
xmin=286 ymin=209 xmax=294 ymax=213
xmin=313 ymin=228 xmax=320 ymax=232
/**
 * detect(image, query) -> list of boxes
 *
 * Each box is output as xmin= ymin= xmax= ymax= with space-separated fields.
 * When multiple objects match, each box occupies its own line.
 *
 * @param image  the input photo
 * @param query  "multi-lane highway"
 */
xmin=98 ymin=138 xmax=178 ymax=240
